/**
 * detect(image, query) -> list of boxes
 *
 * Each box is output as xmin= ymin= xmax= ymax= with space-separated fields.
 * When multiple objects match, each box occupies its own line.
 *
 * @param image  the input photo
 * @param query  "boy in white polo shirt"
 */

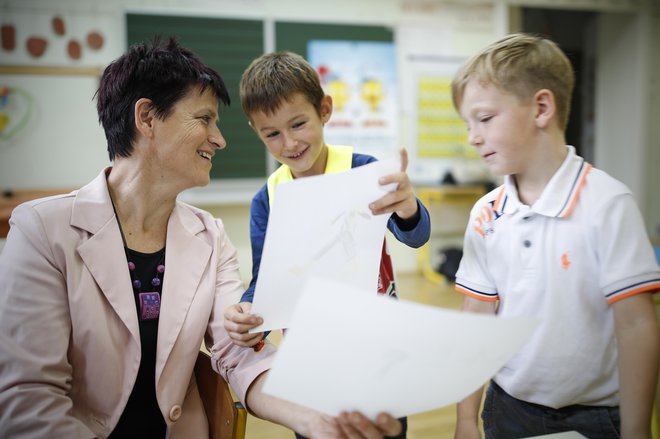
xmin=451 ymin=33 xmax=660 ymax=438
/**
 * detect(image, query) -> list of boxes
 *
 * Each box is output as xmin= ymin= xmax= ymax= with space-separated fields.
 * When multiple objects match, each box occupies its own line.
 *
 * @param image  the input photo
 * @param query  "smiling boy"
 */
xmin=223 ymin=51 xmax=432 ymax=439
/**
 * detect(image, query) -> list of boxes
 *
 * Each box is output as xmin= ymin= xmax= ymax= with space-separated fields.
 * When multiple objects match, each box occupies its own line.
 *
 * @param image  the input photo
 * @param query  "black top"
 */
xmin=109 ymin=247 xmax=167 ymax=438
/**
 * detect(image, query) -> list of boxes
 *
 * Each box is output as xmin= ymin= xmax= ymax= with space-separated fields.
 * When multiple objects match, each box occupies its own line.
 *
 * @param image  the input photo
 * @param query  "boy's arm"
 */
xmin=387 ymin=199 xmax=430 ymax=248
xmin=612 ymin=292 xmax=659 ymax=438
xmin=240 ymin=187 xmax=270 ymax=303
xmin=455 ymin=295 xmax=498 ymax=439
xmin=224 ymin=188 xmax=269 ymax=347
xmin=370 ymin=148 xmax=430 ymax=248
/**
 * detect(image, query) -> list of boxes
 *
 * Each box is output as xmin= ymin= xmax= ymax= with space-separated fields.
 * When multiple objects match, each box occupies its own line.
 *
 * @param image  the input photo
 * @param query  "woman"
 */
xmin=0 ymin=37 xmax=400 ymax=438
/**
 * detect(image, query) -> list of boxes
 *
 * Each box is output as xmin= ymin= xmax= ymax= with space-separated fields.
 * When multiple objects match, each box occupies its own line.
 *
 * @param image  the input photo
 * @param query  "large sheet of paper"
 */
xmin=263 ymin=276 xmax=538 ymax=419
xmin=250 ymin=159 xmax=399 ymax=333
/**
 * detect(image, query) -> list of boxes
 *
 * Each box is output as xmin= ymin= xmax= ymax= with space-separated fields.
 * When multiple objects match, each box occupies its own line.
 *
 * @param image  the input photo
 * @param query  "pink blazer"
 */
xmin=0 ymin=169 xmax=274 ymax=438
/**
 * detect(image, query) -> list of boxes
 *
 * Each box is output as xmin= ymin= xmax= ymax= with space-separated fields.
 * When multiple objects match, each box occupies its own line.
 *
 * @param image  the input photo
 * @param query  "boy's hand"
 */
xmin=369 ymin=148 xmax=418 ymax=220
xmin=223 ymin=302 xmax=264 ymax=347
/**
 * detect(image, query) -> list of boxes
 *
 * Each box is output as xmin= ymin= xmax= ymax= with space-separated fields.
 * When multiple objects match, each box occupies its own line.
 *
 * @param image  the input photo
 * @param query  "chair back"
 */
xmin=194 ymin=350 xmax=247 ymax=439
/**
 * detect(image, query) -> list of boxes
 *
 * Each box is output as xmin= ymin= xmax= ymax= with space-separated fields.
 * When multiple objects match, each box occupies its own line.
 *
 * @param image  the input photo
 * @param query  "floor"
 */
xmin=244 ymin=272 xmax=472 ymax=439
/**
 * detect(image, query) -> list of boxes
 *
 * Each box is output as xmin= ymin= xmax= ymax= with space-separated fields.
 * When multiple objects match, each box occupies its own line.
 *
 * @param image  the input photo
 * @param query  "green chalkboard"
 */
xmin=126 ymin=14 xmax=266 ymax=179
xmin=275 ymin=22 xmax=394 ymax=56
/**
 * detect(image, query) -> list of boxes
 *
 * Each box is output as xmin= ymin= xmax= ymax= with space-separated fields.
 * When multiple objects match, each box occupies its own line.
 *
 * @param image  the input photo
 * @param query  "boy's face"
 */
xmin=458 ymin=78 xmax=538 ymax=177
xmin=249 ymin=93 xmax=332 ymax=178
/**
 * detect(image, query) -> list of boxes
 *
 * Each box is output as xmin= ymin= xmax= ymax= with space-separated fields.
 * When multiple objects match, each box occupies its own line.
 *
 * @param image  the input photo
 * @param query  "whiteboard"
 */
xmin=0 ymin=67 xmax=109 ymax=189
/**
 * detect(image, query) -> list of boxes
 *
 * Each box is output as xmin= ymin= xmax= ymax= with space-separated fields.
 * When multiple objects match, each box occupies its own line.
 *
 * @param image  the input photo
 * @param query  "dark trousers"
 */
xmin=482 ymin=381 xmax=620 ymax=439
xmin=294 ymin=416 xmax=407 ymax=439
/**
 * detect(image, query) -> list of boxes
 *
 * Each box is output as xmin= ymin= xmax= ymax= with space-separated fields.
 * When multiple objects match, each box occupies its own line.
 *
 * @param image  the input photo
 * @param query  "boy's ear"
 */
xmin=320 ymin=94 xmax=333 ymax=124
xmin=534 ymin=89 xmax=556 ymax=129
xmin=134 ymin=98 xmax=155 ymax=137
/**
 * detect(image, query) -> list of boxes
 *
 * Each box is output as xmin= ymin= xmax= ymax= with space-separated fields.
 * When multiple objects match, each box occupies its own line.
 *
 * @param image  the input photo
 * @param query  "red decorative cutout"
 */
xmin=1 ymin=24 xmax=16 ymax=51
xmin=67 ymin=39 xmax=81 ymax=60
xmin=26 ymin=36 xmax=48 ymax=58
xmin=86 ymin=31 xmax=104 ymax=50
xmin=52 ymin=16 xmax=65 ymax=36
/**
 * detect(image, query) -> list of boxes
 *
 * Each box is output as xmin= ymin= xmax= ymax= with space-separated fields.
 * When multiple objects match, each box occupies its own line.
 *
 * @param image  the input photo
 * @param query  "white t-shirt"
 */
xmin=455 ymin=145 xmax=660 ymax=408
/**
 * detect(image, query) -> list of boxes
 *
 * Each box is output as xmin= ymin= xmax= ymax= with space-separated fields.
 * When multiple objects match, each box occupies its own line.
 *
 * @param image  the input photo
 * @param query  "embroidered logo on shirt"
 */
xmin=560 ymin=252 xmax=571 ymax=270
xmin=473 ymin=203 xmax=500 ymax=237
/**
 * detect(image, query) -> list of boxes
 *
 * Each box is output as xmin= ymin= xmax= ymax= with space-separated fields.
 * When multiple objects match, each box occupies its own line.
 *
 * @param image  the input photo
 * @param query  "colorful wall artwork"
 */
xmin=0 ymin=85 xmax=33 ymax=142
xmin=308 ymin=40 xmax=398 ymax=159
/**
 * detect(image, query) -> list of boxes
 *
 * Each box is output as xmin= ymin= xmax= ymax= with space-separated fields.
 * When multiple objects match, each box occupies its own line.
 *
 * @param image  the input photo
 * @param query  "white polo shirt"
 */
xmin=455 ymin=145 xmax=660 ymax=409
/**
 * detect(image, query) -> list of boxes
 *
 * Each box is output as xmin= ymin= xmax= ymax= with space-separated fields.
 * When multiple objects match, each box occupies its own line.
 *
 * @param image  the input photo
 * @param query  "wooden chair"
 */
xmin=194 ymin=349 xmax=247 ymax=439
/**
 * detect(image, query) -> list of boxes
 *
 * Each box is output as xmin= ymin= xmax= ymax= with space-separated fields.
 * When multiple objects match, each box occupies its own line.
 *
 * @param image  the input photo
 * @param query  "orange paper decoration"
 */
xmin=26 ymin=36 xmax=48 ymax=57
xmin=67 ymin=39 xmax=82 ymax=59
xmin=52 ymin=16 xmax=66 ymax=36
xmin=1 ymin=24 xmax=16 ymax=51
xmin=86 ymin=31 xmax=104 ymax=50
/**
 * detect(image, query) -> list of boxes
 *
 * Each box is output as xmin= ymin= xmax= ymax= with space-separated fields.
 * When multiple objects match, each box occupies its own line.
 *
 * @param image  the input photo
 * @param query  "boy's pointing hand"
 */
xmin=369 ymin=148 xmax=419 ymax=221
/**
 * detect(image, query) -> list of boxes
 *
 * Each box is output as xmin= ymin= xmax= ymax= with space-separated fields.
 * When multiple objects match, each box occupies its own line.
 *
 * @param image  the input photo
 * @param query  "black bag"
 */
xmin=436 ymin=247 xmax=463 ymax=282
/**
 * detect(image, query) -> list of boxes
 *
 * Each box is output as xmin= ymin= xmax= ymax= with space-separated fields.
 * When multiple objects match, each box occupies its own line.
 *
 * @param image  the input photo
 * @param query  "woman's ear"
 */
xmin=134 ymin=98 xmax=154 ymax=136
xmin=534 ymin=89 xmax=556 ymax=129
xmin=320 ymin=94 xmax=333 ymax=124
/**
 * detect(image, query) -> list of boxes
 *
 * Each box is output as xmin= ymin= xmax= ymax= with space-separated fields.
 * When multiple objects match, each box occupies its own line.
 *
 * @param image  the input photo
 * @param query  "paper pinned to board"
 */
xmin=263 ymin=276 xmax=539 ymax=419
xmin=249 ymin=158 xmax=399 ymax=333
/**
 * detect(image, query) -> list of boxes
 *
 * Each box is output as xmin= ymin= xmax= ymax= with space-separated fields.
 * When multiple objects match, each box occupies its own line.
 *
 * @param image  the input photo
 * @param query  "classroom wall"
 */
xmin=648 ymin=3 xmax=660 ymax=241
xmin=2 ymin=0 xmax=658 ymax=277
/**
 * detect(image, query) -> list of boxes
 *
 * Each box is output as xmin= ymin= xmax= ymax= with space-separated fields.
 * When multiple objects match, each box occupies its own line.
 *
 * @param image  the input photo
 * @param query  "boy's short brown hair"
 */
xmin=240 ymin=51 xmax=325 ymax=119
xmin=451 ymin=33 xmax=575 ymax=130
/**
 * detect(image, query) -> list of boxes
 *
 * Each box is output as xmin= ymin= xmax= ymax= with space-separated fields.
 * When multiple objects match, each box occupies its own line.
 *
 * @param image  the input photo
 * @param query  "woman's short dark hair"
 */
xmin=96 ymin=37 xmax=230 ymax=161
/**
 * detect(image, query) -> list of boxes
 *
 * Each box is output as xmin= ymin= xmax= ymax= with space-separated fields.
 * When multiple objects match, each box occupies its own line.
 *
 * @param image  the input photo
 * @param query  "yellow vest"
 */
xmin=266 ymin=145 xmax=354 ymax=206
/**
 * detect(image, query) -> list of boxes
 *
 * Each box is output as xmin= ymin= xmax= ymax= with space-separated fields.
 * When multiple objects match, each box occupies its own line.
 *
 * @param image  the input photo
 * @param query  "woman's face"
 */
xmin=149 ymin=87 xmax=226 ymax=190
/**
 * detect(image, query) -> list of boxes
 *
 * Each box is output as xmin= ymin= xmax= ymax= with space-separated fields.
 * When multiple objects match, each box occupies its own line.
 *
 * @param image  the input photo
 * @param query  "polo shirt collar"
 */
xmin=493 ymin=145 xmax=593 ymax=218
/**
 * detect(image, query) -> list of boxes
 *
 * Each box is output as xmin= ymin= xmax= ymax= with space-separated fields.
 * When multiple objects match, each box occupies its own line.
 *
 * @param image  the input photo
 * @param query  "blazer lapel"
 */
xmin=72 ymin=169 xmax=140 ymax=344
xmin=156 ymin=204 xmax=211 ymax=379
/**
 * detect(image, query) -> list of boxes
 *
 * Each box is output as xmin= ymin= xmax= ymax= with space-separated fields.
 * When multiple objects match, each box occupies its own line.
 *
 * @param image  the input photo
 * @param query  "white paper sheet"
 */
xmin=263 ymin=276 xmax=539 ymax=419
xmin=250 ymin=159 xmax=400 ymax=333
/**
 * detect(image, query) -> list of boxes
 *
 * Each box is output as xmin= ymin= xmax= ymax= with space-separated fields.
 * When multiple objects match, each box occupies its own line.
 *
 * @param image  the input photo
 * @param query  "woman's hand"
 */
xmin=302 ymin=410 xmax=402 ymax=439
xmin=336 ymin=411 xmax=402 ymax=438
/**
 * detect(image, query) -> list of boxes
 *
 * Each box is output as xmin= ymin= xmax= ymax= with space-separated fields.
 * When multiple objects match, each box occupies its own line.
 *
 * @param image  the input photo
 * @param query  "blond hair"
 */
xmin=451 ymin=33 xmax=575 ymax=130
xmin=240 ymin=51 xmax=325 ymax=118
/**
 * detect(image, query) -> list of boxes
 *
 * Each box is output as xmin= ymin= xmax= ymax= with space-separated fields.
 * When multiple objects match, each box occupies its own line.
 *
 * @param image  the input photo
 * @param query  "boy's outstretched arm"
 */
xmin=369 ymin=148 xmax=419 ymax=220
xmin=455 ymin=295 xmax=498 ymax=439
xmin=223 ymin=302 xmax=264 ymax=347
xmin=612 ymin=292 xmax=659 ymax=438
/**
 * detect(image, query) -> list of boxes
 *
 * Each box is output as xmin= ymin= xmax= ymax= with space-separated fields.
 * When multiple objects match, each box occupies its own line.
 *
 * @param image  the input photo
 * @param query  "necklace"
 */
xmin=110 ymin=194 xmax=166 ymax=321
xmin=127 ymin=248 xmax=165 ymax=321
